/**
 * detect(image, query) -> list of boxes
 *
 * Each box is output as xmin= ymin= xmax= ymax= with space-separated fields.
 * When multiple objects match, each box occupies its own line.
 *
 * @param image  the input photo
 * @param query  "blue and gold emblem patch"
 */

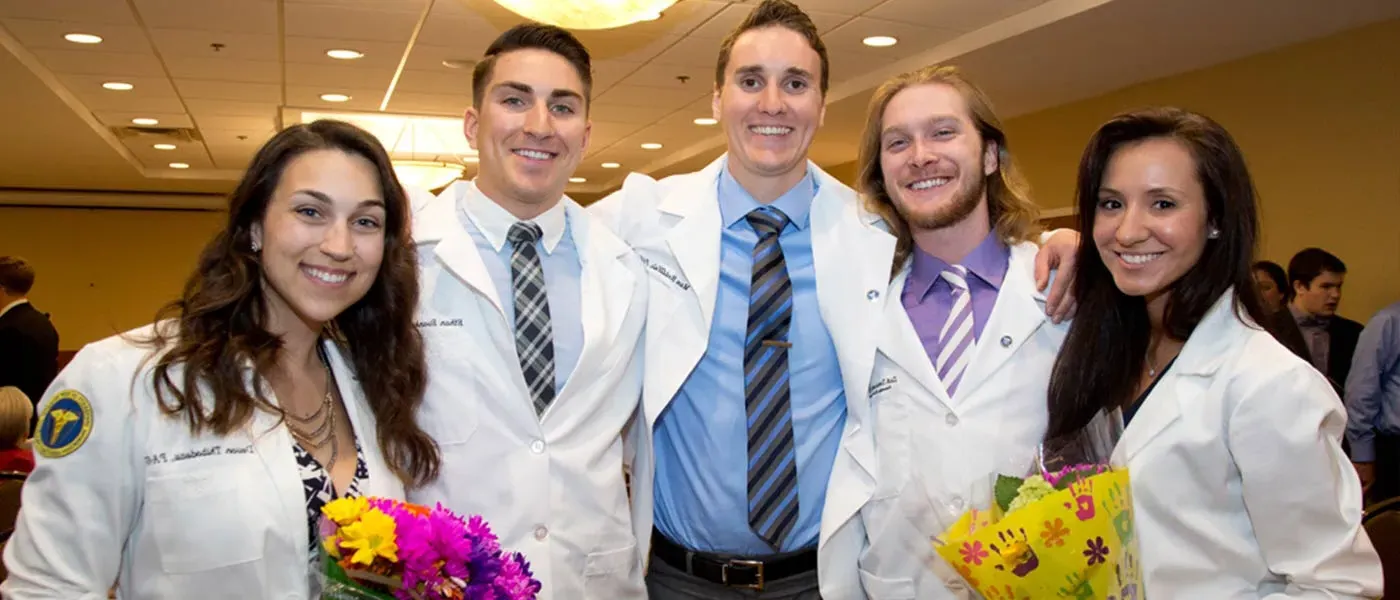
xmin=35 ymin=389 xmax=94 ymax=459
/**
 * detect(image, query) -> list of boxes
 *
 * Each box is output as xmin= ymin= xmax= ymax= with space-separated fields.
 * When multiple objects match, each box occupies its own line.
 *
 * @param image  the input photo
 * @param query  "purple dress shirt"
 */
xmin=902 ymin=233 xmax=1011 ymax=370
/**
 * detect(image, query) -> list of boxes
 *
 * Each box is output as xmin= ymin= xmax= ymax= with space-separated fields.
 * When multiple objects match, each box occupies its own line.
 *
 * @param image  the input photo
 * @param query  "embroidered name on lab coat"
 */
xmin=415 ymin=318 xmax=465 ymax=328
xmin=145 ymin=443 xmax=254 ymax=466
xmin=869 ymin=376 xmax=898 ymax=398
xmin=638 ymin=255 xmax=691 ymax=291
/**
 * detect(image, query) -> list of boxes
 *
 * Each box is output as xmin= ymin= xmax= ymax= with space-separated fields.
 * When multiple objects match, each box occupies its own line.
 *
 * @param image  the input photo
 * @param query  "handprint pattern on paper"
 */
xmin=1099 ymin=480 xmax=1134 ymax=546
xmin=1058 ymin=572 xmax=1095 ymax=600
xmin=1113 ymin=544 xmax=1141 ymax=600
xmin=983 ymin=584 xmax=1031 ymax=600
xmin=1065 ymin=477 xmax=1096 ymax=521
xmin=1039 ymin=517 xmax=1069 ymax=548
xmin=955 ymin=563 xmax=980 ymax=588
xmin=989 ymin=528 xmax=1040 ymax=577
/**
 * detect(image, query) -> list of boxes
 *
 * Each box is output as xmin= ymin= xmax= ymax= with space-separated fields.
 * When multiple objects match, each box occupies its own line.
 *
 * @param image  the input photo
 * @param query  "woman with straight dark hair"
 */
xmin=1045 ymin=107 xmax=1380 ymax=597
xmin=2 ymin=120 xmax=441 ymax=599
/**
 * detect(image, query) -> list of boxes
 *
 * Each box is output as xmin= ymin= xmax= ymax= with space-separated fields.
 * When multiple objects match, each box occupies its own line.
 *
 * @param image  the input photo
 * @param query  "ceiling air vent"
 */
xmin=109 ymin=125 xmax=204 ymax=143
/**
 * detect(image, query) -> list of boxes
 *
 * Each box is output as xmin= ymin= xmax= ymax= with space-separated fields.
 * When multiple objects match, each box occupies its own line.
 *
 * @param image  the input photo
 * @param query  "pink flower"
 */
xmin=960 ymin=541 xmax=990 ymax=565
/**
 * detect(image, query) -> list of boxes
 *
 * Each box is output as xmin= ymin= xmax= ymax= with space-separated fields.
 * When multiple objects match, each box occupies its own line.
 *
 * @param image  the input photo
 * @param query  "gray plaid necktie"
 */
xmin=507 ymin=221 xmax=555 ymax=416
xmin=744 ymin=206 xmax=800 ymax=549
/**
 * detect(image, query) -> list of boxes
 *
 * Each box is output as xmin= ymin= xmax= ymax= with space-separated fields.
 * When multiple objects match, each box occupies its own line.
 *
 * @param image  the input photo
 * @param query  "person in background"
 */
xmin=0 ymin=256 xmax=59 ymax=431
xmin=1346 ymin=299 xmax=1400 ymax=503
xmin=1268 ymin=248 xmax=1364 ymax=393
xmin=406 ymin=23 xmax=649 ymax=600
xmin=1251 ymin=260 xmax=1287 ymax=313
xmin=1045 ymin=106 xmax=1380 ymax=597
xmin=0 ymin=386 xmax=34 ymax=474
xmin=1 ymin=120 xmax=440 ymax=599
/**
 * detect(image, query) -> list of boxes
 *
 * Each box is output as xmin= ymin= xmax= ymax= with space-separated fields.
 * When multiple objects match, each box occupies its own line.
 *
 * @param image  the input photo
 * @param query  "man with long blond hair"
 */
xmin=854 ymin=65 xmax=1075 ymax=598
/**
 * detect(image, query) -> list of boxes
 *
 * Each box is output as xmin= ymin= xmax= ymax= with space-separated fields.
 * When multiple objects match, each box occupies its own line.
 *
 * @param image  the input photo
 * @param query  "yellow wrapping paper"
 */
xmin=933 ymin=469 xmax=1143 ymax=599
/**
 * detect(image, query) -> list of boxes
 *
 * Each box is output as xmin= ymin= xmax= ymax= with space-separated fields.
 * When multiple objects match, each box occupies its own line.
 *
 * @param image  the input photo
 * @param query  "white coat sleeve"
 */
xmin=586 ymin=172 xmax=661 ymax=247
xmin=1 ymin=346 xmax=142 ymax=600
xmin=1227 ymin=362 xmax=1384 ymax=599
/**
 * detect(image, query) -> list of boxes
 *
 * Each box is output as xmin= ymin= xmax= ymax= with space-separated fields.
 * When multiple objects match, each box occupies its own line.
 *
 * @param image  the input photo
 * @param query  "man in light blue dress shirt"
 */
xmin=1346 ymin=300 xmax=1400 ymax=503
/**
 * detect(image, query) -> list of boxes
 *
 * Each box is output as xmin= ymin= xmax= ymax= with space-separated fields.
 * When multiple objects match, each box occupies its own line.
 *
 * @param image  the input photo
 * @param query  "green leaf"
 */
xmin=994 ymin=474 xmax=1025 ymax=512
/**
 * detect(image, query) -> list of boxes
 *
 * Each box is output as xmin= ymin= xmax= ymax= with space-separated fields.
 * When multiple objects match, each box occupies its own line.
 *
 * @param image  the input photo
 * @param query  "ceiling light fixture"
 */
xmin=102 ymin=82 xmax=133 ymax=91
xmin=640 ymin=142 xmax=663 ymax=150
xmin=169 ymin=162 xmax=190 ymax=169
xmin=64 ymin=33 xmax=103 ymax=44
xmin=490 ymin=0 xmax=677 ymax=30
xmin=569 ymin=177 xmax=587 ymax=183
xmin=131 ymin=117 xmax=159 ymax=126
xmin=326 ymin=49 xmax=364 ymax=60
xmin=863 ymin=35 xmax=898 ymax=47
xmin=441 ymin=59 xmax=477 ymax=70
xmin=693 ymin=117 xmax=717 ymax=126
xmin=320 ymin=93 xmax=351 ymax=102
xmin=153 ymin=143 xmax=176 ymax=150
xmin=601 ymin=162 xmax=620 ymax=169
xmin=295 ymin=110 xmax=481 ymax=190
xmin=393 ymin=160 xmax=465 ymax=190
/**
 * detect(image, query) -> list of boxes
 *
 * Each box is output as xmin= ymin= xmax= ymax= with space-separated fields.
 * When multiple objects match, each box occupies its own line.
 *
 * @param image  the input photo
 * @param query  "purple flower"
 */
xmin=1084 ymin=536 xmax=1110 ymax=566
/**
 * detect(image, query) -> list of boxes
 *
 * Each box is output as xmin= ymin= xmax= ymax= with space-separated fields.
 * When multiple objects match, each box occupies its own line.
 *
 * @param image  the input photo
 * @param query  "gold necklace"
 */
xmin=285 ymin=349 xmax=338 ymax=467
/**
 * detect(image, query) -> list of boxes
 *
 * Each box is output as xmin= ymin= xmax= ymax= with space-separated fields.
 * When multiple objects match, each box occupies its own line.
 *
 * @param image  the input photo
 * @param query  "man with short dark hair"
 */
xmin=407 ymin=24 xmax=649 ymax=599
xmin=1269 ymin=248 xmax=1363 ymax=393
xmin=0 ymin=256 xmax=59 ymax=430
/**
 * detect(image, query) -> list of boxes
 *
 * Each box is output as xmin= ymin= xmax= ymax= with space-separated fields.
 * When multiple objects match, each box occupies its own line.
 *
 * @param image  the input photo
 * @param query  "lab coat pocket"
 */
xmin=858 ymin=568 xmax=916 ymax=600
xmin=146 ymin=470 xmax=263 ymax=574
xmin=582 ymin=542 xmax=642 ymax=599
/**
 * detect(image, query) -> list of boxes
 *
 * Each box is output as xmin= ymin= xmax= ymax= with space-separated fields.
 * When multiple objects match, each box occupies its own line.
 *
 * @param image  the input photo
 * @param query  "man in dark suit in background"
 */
xmin=1268 ymin=248 xmax=1364 ymax=396
xmin=0 ymin=256 xmax=59 ymax=430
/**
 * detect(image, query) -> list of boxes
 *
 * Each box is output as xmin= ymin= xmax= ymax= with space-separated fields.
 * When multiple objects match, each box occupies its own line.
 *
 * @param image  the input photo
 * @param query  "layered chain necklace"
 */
xmin=285 ymin=345 xmax=338 ymax=467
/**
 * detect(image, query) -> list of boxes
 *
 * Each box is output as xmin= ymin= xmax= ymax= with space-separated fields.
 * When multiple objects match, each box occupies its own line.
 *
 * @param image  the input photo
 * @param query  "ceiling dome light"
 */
xmin=131 ymin=118 xmax=159 ymax=126
xmin=326 ymin=49 xmax=364 ymax=60
xmin=640 ymin=142 xmax=662 ymax=150
xmin=102 ymin=82 xmax=133 ymax=90
xmin=153 ymin=143 xmax=176 ymax=150
xmin=169 ymin=162 xmax=190 ymax=169
xmin=862 ymin=35 xmax=898 ymax=47
xmin=393 ymin=161 xmax=465 ymax=190
xmin=320 ymin=93 xmax=351 ymax=102
xmin=693 ymin=117 xmax=717 ymax=126
xmin=64 ymin=33 xmax=103 ymax=44
xmin=490 ymin=0 xmax=678 ymax=30
xmin=601 ymin=162 xmax=620 ymax=169
xmin=569 ymin=177 xmax=587 ymax=183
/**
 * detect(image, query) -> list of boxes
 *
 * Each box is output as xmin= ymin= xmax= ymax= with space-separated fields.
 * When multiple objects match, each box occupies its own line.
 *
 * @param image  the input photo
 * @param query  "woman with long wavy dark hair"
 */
xmin=1044 ymin=107 xmax=1380 ymax=597
xmin=2 ymin=120 xmax=440 ymax=599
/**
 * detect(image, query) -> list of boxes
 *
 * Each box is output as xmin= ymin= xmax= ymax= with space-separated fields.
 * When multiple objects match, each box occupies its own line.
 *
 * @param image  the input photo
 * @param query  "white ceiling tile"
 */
xmin=149 ymin=29 xmax=279 ymax=62
xmin=133 ymin=0 xmax=278 ymax=34
xmin=166 ymin=58 xmax=281 ymax=84
xmin=83 ymin=94 xmax=187 ymax=113
xmin=286 ymin=86 xmax=387 ymax=112
xmin=96 ymin=111 xmax=194 ymax=128
xmin=392 ymin=69 xmax=472 ymax=96
xmin=384 ymin=91 xmax=469 ymax=116
xmin=58 ymin=73 xmax=178 ymax=98
xmin=650 ymin=35 xmax=722 ymax=68
xmin=1 ymin=20 xmax=151 ymax=53
xmin=616 ymin=61 xmax=715 ymax=90
xmin=197 ymin=117 xmax=277 ymax=134
xmin=596 ymin=85 xmax=707 ymax=109
xmin=687 ymin=5 xmax=851 ymax=40
xmin=284 ymin=3 xmax=423 ymax=42
xmin=589 ymin=103 xmax=674 ymax=125
xmin=31 ymin=49 xmax=165 ymax=77
xmin=822 ymin=17 xmax=961 ymax=62
xmin=211 ymin=148 xmax=258 ymax=170
xmin=613 ymin=0 xmax=729 ymax=39
xmin=284 ymin=37 xmax=409 ymax=68
xmin=585 ymin=120 xmax=641 ymax=149
xmin=413 ymin=13 xmax=499 ymax=49
xmin=789 ymin=0 xmax=887 ymax=15
xmin=285 ymin=61 xmax=396 ymax=90
xmin=283 ymin=0 xmax=430 ymax=12
xmin=402 ymin=43 xmax=483 ymax=73
xmin=186 ymin=99 xmax=280 ymax=118
xmin=175 ymin=79 xmax=280 ymax=103
xmin=123 ymin=137 xmax=204 ymax=158
xmin=0 ymin=0 xmax=137 ymax=25
xmin=574 ymin=31 xmax=683 ymax=64
xmin=592 ymin=60 xmax=646 ymax=91
xmin=828 ymin=48 xmax=898 ymax=81
xmin=868 ymin=0 xmax=1046 ymax=32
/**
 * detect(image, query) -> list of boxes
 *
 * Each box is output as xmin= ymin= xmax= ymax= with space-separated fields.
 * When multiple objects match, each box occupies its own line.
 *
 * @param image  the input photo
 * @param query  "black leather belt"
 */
xmin=651 ymin=528 xmax=817 ymax=590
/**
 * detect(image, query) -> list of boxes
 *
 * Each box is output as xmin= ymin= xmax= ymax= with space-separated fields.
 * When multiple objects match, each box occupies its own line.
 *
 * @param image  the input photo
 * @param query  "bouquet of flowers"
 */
xmin=318 ymin=496 xmax=542 ymax=600
xmin=930 ymin=409 xmax=1143 ymax=599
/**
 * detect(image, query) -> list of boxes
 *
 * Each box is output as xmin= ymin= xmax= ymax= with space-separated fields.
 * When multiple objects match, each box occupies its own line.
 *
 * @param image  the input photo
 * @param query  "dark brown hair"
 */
xmin=0 ymin=256 xmax=36 ymax=295
xmin=1286 ymin=247 xmax=1346 ymax=298
xmin=472 ymin=23 xmax=593 ymax=110
xmin=715 ymin=0 xmax=829 ymax=95
xmin=1045 ymin=107 xmax=1265 ymax=440
xmin=141 ymin=120 xmax=440 ymax=488
xmin=857 ymin=65 xmax=1039 ymax=275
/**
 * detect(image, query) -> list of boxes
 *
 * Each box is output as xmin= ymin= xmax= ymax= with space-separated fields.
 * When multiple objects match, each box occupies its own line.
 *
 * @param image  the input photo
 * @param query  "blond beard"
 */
xmin=897 ymin=173 xmax=986 ymax=231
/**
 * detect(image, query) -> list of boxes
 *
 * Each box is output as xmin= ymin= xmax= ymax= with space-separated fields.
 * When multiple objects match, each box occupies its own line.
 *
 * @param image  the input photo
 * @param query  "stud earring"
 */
xmin=1208 ymin=228 xmax=1220 ymax=239
xmin=251 ymin=239 xmax=261 ymax=252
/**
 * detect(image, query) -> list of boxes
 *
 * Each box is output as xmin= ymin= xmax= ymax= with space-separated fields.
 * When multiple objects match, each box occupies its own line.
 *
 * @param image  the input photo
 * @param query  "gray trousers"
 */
xmin=645 ymin=552 xmax=822 ymax=600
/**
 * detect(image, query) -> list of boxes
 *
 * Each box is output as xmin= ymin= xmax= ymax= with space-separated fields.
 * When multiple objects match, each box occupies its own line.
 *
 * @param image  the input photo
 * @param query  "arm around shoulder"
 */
xmin=1226 ymin=358 xmax=1383 ymax=598
xmin=2 ymin=344 xmax=143 ymax=599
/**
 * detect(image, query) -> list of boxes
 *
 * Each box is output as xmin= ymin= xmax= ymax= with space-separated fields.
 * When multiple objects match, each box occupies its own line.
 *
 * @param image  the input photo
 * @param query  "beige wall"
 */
xmin=827 ymin=19 xmax=1400 ymax=323
xmin=0 ymin=206 xmax=225 ymax=349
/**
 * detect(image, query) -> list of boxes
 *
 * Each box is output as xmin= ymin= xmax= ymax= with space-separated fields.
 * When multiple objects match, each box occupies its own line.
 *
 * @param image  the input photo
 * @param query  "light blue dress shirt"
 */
xmin=653 ymin=162 xmax=847 ymax=555
xmin=1345 ymin=301 xmax=1400 ymax=462
xmin=457 ymin=185 xmax=582 ymax=393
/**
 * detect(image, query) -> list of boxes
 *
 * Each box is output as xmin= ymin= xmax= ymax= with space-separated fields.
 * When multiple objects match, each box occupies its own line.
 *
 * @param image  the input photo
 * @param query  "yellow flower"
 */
xmin=323 ymin=496 xmax=370 ymax=526
xmin=322 ymin=535 xmax=342 ymax=559
xmin=338 ymin=508 xmax=399 ymax=566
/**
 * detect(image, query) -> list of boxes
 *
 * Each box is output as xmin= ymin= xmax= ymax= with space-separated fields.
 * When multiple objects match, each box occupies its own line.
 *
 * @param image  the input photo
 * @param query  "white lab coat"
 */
xmin=856 ymin=241 xmax=1069 ymax=600
xmin=1 ymin=323 xmax=404 ymax=600
xmin=588 ymin=156 xmax=895 ymax=600
xmin=406 ymin=181 xmax=650 ymax=600
xmin=1114 ymin=291 xmax=1382 ymax=597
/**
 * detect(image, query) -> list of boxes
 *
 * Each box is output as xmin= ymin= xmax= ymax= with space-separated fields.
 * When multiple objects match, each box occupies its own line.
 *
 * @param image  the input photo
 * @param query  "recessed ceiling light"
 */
xmin=320 ymin=93 xmax=351 ymax=102
xmin=131 ymin=117 xmax=159 ymax=126
xmin=640 ymin=142 xmax=663 ymax=150
xmin=64 ymin=33 xmax=103 ymax=44
xmin=169 ymin=162 xmax=190 ymax=169
xmin=569 ymin=177 xmax=587 ymax=183
xmin=601 ymin=162 xmax=620 ymax=169
xmin=441 ymin=59 xmax=477 ymax=70
xmin=102 ymin=81 xmax=133 ymax=91
xmin=153 ymin=143 xmax=176 ymax=150
xmin=693 ymin=117 xmax=717 ymax=126
xmin=863 ymin=35 xmax=898 ymax=48
xmin=326 ymin=49 xmax=364 ymax=60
